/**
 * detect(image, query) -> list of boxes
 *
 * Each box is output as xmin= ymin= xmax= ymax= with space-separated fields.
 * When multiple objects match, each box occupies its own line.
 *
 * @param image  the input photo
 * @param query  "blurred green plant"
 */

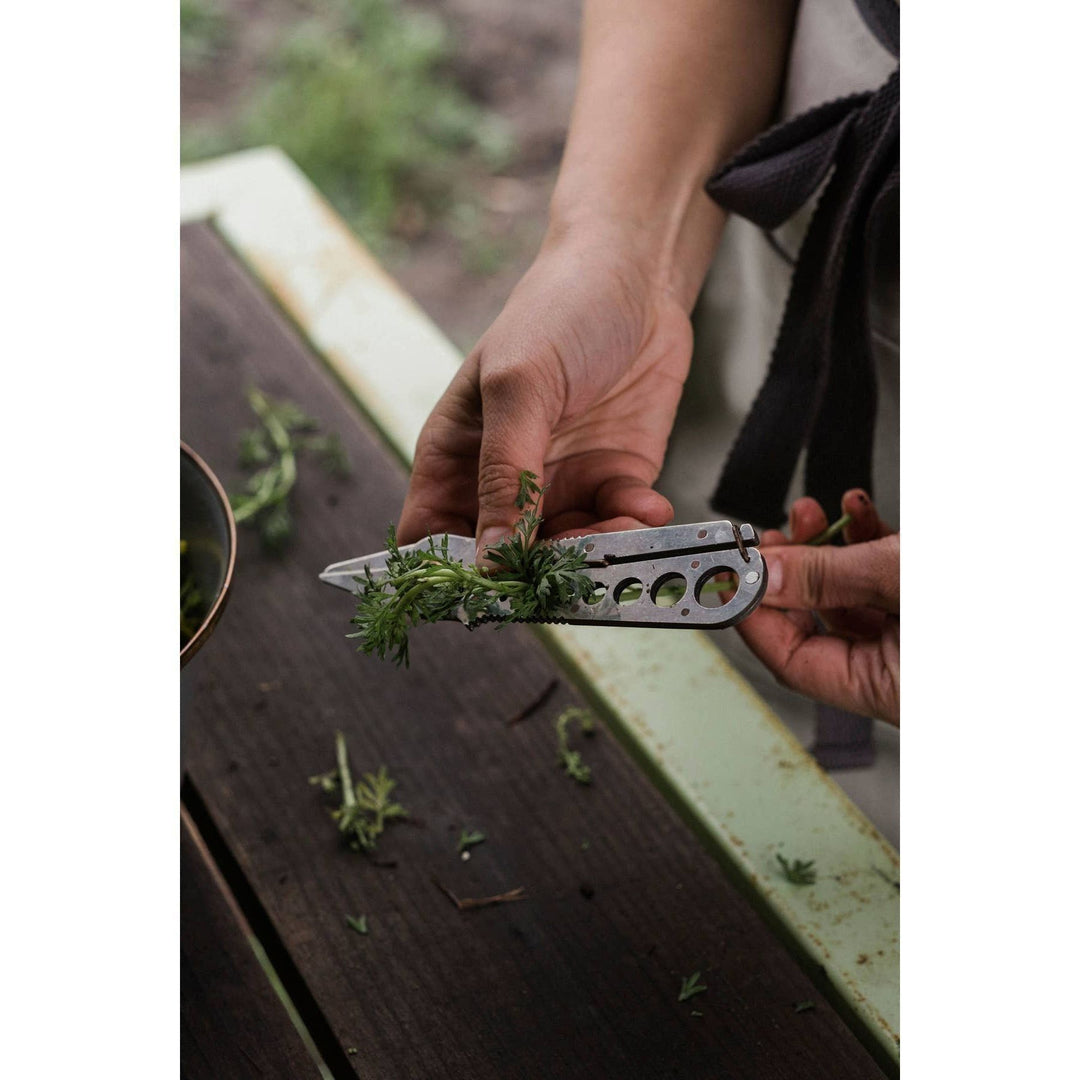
xmin=181 ymin=0 xmax=515 ymax=254
xmin=180 ymin=0 xmax=230 ymax=70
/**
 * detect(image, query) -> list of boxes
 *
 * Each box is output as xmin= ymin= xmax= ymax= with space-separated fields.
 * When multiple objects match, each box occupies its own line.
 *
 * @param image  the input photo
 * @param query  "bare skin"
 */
xmin=399 ymin=0 xmax=798 ymax=551
xmin=741 ymin=490 xmax=900 ymax=724
xmin=398 ymin=0 xmax=900 ymax=720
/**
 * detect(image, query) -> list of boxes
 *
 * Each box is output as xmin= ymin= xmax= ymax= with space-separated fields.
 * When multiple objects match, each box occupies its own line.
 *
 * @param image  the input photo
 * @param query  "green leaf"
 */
xmin=555 ymin=707 xmax=596 ymax=785
xmin=457 ymin=828 xmax=486 ymax=853
xmin=678 ymin=972 xmax=707 ymax=1003
xmin=349 ymin=471 xmax=592 ymax=666
xmin=346 ymin=914 xmax=369 ymax=936
xmin=776 ymin=854 xmax=817 ymax=885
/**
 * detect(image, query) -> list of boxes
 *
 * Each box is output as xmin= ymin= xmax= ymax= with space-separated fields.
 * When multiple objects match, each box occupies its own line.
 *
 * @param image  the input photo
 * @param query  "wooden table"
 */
xmin=180 ymin=217 xmax=889 ymax=1079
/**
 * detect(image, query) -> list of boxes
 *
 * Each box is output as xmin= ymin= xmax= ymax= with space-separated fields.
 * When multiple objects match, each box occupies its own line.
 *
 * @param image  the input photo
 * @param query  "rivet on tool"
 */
xmin=745 ymin=571 xmax=759 ymax=585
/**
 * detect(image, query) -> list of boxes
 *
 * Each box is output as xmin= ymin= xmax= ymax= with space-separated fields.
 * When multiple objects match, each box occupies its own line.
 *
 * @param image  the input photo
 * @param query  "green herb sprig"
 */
xmin=346 ymin=914 xmax=368 ymax=936
xmin=555 ymin=707 xmax=596 ymax=785
xmin=231 ymin=386 xmax=349 ymax=551
xmin=348 ymin=471 xmax=593 ymax=666
xmin=678 ymin=971 xmax=708 ymax=1003
xmin=776 ymin=854 xmax=817 ymax=885
xmin=457 ymin=828 xmax=486 ymax=855
xmin=180 ymin=539 xmax=205 ymax=646
xmin=309 ymin=731 xmax=406 ymax=853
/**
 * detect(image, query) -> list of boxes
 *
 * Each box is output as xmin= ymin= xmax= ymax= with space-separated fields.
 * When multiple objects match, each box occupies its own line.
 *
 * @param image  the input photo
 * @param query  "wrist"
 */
xmin=544 ymin=184 xmax=725 ymax=314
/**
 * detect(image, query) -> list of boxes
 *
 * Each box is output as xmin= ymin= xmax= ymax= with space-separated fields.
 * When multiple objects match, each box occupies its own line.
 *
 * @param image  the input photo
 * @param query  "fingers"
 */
xmin=762 ymin=533 xmax=900 ymax=614
xmin=475 ymin=359 xmax=559 ymax=557
xmin=547 ymin=515 xmax=654 ymax=541
xmin=841 ymin=488 xmax=895 ymax=542
xmin=737 ymin=606 xmax=900 ymax=724
xmin=788 ymin=497 xmax=829 ymax=544
xmin=594 ymin=474 xmax=673 ymax=527
xmin=398 ymin=363 xmax=484 ymax=544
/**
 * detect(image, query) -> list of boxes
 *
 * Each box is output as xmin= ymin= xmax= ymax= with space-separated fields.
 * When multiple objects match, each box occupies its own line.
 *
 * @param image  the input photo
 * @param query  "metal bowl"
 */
xmin=181 ymin=442 xmax=236 ymax=667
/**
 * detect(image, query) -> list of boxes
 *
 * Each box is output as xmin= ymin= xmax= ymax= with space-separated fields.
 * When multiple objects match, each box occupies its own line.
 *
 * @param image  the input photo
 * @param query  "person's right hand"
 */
xmin=397 ymin=226 xmax=695 ymax=552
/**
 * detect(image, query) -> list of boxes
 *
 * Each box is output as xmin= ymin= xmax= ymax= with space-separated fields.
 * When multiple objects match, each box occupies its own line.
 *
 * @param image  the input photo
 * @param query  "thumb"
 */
xmin=474 ymin=365 xmax=554 ymax=558
xmin=763 ymin=534 xmax=900 ymax=614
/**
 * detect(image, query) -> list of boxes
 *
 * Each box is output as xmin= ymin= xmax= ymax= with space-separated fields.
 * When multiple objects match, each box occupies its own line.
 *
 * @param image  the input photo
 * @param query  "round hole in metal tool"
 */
xmin=696 ymin=566 xmax=738 ymax=608
xmin=697 ymin=528 xmax=708 ymax=539
xmin=614 ymin=579 xmax=644 ymax=605
xmin=584 ymin=582 xmax=607 ymax=606
xmin=651 ymin=573 xmax=687 ymax=608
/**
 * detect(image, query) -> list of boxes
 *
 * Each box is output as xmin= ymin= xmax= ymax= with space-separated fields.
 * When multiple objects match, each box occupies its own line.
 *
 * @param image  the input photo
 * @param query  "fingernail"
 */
xmin=766 ymin=554 xmax=783 ymax=594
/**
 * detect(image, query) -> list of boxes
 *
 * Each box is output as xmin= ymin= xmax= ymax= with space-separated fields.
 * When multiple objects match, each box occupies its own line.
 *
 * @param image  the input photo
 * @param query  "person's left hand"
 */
xmin=736 ymin=489 xmax=900 ymax=724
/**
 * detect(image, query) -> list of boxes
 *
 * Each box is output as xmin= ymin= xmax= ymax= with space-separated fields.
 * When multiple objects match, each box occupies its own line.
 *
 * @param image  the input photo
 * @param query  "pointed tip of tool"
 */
xmin=318 ymin=566 xmax=350 ymax=590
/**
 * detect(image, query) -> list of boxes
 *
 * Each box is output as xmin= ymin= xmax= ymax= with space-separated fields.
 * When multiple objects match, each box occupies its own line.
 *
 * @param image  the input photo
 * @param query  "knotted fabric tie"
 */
xmin=705 ymin=66 xmax=899 ymax=527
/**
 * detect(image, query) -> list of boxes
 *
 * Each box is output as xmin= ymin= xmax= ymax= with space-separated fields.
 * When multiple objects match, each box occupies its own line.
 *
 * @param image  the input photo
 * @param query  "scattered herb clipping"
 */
xmin=457 ymin=828 xmax=486 ymax=857
xmin=309 ymin=731 xmax=407 ymax=853
xmin=794 ymin=1000 xmax=816 ymax=1013
xmin=555 ymin=707 xmax=596 ymax=784
xmin=431 ymin=878 xmax=526 ymax=911
xmin=690 ymin=1010 xmax=704 ymax=1018
xmin=180 ymin=539 xmax=206 ymax=647
xmin=348 ymin=471 xmax=593 ymax=667
xmin=346 ymin=914 xmax=369 ymax=936
xmin=678 ymin=971 xmax=708 ymax=1003
xmin=230 ymin=386 xmax=349 ymax=552
xmin=776 ymin=854 xmax=817 ymax=885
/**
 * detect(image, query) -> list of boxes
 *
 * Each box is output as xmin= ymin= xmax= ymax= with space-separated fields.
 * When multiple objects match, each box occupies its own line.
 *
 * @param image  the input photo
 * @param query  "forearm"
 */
xmin=548 ymin=0 xmax=797 ymax=310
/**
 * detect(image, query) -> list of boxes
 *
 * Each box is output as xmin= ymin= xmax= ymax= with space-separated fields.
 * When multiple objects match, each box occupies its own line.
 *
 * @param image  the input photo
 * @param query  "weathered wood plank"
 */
xmin=181 ymin=808 xmax=319 ymax=1079
xmin=180 ymin=220 xmax=886 ymax=1080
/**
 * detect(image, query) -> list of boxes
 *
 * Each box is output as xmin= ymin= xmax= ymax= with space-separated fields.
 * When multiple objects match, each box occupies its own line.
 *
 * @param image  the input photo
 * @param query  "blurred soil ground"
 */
xmin=182 ymin=0 xmax=582 ymax=351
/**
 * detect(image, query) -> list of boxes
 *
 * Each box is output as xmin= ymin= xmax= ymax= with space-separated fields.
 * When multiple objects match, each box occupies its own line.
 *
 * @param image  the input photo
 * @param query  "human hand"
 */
xmin=737 ymin=489 xmax=899 ymax=724
xmin=397 ymin=227 xmax=693 ymax=552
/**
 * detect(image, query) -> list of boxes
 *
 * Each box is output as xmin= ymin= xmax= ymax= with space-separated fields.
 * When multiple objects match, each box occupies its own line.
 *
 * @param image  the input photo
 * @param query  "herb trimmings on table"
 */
xmin=345 ymin=914 xmax=369 ymax=936
xmin=555 ymin=707 xmax=596 ymax=785
xmin=230 ymin=386 xmax=349 ymax=551
xmin=348 ymin=471 xmax=593 ymax=667
xmin=678 ymin=971 xmax=708 ymax=1003
xmin=776 ymin=854 xmax=817 ymax=885
xmin=457 ymin=829 xmax=486 ymax=858
xmin=309 ymin=731 xmax=407 ymax=854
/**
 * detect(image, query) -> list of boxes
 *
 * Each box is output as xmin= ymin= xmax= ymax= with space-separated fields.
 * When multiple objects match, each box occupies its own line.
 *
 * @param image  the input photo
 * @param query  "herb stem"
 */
xmin=335 ymin=730 xmax=356 ymax=813
xmin=808 ymin=513 xmax=853 ymax=547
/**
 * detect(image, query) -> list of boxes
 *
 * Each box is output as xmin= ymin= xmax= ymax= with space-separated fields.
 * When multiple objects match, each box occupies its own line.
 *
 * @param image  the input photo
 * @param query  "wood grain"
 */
xmin=180 ymin=221 xmax=886 ymax=1080
xmin=181 ymin=809 xmax=319 ymax=1079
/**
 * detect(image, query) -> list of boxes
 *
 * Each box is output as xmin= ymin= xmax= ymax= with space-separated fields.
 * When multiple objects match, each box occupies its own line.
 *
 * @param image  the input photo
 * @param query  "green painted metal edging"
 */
xmin=181 ymin=148 xmax=900 ymax=1063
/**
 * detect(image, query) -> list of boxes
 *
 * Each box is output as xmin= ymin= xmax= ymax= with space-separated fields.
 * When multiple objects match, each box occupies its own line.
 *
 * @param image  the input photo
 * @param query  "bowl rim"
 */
xmin=181 ymin=440 xmax=238 ymax=668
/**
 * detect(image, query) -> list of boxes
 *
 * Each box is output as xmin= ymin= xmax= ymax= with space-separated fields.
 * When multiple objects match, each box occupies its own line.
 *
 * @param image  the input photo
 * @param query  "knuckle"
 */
xmin=798 ymin=550 xmax=828 ymax=607
xmin=476 ymin=461 xmax=528 ymax=508
xmin=479 ymin=355 xmax=558 ymax=417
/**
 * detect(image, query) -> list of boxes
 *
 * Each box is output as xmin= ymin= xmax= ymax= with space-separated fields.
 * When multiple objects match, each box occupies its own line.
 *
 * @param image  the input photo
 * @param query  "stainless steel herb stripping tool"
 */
xmin=319 ymin=519 xmax=767 ymax=630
